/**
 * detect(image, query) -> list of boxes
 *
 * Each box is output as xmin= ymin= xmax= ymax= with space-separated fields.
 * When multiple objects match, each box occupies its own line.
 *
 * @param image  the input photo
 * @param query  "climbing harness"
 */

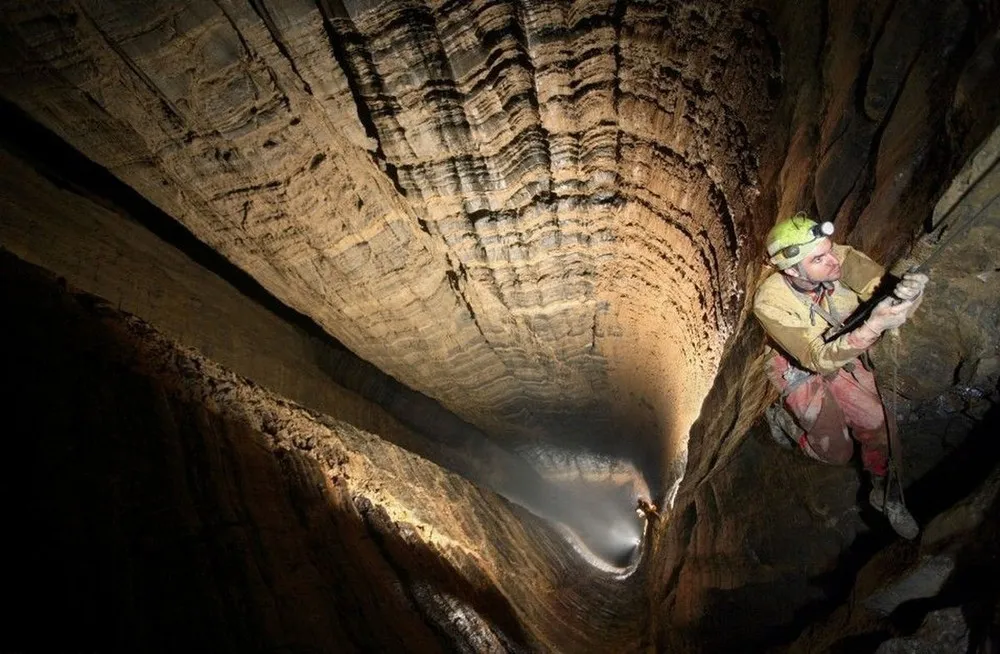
xmin=767 ymin=278 xmax=848 ymax=401
xmin=779 ymin=273 xmax=914 ymax=524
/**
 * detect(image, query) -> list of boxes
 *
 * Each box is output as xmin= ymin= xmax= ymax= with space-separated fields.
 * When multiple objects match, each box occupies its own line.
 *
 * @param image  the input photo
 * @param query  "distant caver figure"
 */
xmin=754 ymin=213 xmax=928 ymax=539
xmin=635 ymin=497 xmax=660 ymax=522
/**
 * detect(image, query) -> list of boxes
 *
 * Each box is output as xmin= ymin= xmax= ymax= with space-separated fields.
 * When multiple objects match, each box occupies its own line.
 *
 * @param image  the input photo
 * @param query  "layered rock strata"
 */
xmin=1 ymin=0 xmax=998 ymax=650
xmin=0 ymin=0 xmax=777 ymax=486
xmin=0 ymin=115 xmax=644 ymax=565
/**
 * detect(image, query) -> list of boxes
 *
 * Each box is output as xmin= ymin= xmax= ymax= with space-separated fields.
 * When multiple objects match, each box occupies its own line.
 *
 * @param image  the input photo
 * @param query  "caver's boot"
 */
xmin=765 ymin=402 xmax=800 ymax=449
xmin=869 ymin=473 xmax=919 ymax=540
xmin=868 ymin=473 xmax=887 ymax=508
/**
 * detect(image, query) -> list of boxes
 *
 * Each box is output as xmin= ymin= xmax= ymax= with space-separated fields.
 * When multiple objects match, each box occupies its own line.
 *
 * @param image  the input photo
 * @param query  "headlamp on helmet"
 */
xmin=765 ymin=213 xmax=835 ymax=270
xmin=780 ymin=221 xmax=834 ymax=259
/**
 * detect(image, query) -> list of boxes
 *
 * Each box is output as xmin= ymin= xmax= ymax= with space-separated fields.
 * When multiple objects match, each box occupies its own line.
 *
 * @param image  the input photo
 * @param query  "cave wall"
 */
xmin=761 ymin=0 xmax=1000 ymax=265
xmin=0 ymin=0 xmax=781 ymax=482
xmin=0 ymin=251 xmax=647 ymax=653
xmin=787 ymin=454 xmax=1000 ymax=652
xmin=0 ymin=0 xmax=998 ymax=650
xmin=649 ymin=0 xmax=1000 ymax=649
xmin=0 ymin=138 xmax=419 ymax=450
xmin=0 ymin=121 xmax=610 ymax=551
xmin=675 ymin=0 xmax=1000 ymax=508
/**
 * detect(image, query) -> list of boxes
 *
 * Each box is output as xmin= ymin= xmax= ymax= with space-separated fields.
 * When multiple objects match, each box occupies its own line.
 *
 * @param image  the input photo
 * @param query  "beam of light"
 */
xmin=493 ymin=443 xmax=653 ymax=572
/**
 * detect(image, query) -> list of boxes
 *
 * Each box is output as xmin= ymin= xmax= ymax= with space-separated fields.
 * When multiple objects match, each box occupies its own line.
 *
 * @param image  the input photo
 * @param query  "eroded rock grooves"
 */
xmin=0 ymin=0 xmax=774 ymax=476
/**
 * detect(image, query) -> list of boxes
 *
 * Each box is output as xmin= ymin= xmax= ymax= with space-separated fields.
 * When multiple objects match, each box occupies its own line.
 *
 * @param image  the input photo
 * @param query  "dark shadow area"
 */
xmin=879 ymin=407 xmax=1000 ymax=652
xmin=755 ymin=529 xmax=900 ymax=651
xmin=697 ymin=491 xmax=897 ymax=653
xmin=825 ymin=631 xmax=893 ymax=654
xmin=681 ymin=319 xmax=769 ymax=490
xmin=903 ymin=402 xmax=1000 ymax=523
xmin=884 ymin=519 xmax=1000 ymax=653
xmin=656 ymin=418 xmax=881 ymax=653
xmin=0 ymin=251 xmax=536 ymax=652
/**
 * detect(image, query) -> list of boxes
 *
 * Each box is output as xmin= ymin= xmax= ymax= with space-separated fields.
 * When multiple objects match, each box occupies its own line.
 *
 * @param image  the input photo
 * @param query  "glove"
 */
xmin=865 ymin=295 xmax=916 ymax=333
xmin=893 ymin=272 xmax=928 ymax=302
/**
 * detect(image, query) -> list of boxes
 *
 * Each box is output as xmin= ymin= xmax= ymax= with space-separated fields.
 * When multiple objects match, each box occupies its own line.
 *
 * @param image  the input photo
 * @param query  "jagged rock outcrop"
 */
xmin=782 ymin=452 xmax=1000 ymax=652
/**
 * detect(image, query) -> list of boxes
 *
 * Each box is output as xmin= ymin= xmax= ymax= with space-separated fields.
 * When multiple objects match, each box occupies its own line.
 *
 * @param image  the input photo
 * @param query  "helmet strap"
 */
xmin=783 ymin=263 xmax=820 ymax=292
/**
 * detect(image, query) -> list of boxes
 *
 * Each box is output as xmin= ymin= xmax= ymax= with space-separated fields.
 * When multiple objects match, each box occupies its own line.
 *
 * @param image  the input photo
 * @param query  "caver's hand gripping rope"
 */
xmin=825 ymin=159 xmax=1000 ymax=344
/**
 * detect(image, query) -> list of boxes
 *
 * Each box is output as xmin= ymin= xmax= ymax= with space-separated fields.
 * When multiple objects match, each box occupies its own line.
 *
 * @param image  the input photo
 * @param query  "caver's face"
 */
xmin=787 ymin=238 xmax=841 ymax=283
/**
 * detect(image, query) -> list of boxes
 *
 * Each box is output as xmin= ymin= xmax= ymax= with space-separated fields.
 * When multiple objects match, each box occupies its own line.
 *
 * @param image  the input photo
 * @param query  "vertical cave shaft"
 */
xmin=0 ymin=0 xmax=775 ymax=477
xmin=2 ymin=0 xmax=999 ymax=651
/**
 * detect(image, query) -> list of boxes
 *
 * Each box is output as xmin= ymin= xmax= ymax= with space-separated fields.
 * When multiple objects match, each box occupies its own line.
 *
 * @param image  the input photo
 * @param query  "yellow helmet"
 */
xmin=766 ymin=212 xmax=834 ymax=270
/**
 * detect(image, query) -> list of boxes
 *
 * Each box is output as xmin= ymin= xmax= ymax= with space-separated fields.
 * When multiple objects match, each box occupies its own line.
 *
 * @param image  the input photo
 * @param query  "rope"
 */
xmin=885 ymin=330 xmax=906 ymax=508
xmin=877 ymin=162 xmax=1000 ymax=506
xmin=826 ymin=185 xmax=1000 ymax=343
xmin=912 ymin=192 xmax=1000 ymax=274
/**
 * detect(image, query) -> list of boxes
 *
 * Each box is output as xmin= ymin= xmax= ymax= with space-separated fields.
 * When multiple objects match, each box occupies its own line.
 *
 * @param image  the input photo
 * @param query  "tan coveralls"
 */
xmin=753 ymin=244 xmax=891 ymax=475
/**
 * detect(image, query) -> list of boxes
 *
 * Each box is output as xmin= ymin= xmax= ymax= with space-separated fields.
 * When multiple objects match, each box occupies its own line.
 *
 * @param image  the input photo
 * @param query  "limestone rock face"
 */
xmin=0 ymin=0 xmax=777 ymax=479
xmin=0 ymin=130 xmax=627 ymax=562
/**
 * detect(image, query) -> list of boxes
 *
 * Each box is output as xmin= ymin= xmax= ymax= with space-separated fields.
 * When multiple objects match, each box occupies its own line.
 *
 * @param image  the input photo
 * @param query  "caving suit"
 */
xmin=753 ymin=244 xmax=890 ymax=475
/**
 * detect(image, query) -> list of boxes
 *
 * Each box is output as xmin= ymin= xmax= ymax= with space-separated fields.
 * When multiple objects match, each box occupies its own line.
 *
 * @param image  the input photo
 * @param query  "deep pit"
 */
xmin=1 ymin=0 xmax=999 ymax=651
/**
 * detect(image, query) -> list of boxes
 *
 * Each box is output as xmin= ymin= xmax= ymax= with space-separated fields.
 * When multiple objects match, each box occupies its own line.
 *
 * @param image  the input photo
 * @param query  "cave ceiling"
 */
xmin=0 ymin=0 xmax=778 ymax=486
